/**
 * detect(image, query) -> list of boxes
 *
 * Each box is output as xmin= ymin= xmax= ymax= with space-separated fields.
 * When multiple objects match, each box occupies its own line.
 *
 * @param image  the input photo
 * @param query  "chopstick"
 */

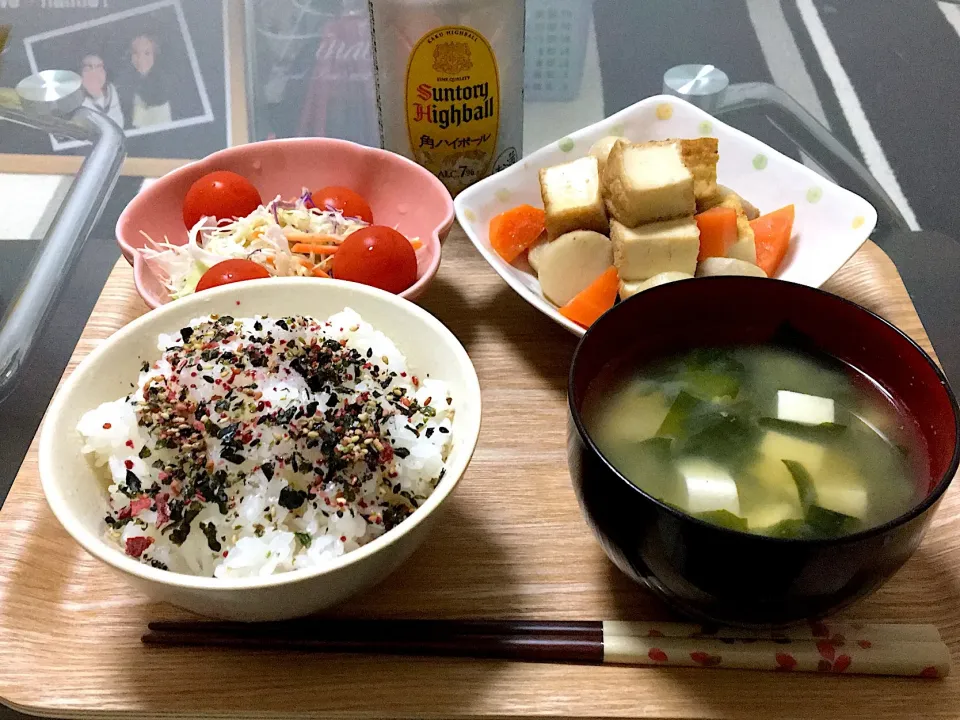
xmin=143 ymin=619 xmax=951 ymax=677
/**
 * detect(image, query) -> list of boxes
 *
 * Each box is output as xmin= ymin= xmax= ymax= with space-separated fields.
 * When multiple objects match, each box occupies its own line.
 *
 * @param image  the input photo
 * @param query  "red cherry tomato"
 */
xmin=312 ymin=186 xmax=374 ymax=224
xmin=195 ymin=259 xmax=271 ymax=293
xmin=331 ymin=226 xmax=417 ymax=294
xmin=183 ymin=171 xmax=262 ymax=229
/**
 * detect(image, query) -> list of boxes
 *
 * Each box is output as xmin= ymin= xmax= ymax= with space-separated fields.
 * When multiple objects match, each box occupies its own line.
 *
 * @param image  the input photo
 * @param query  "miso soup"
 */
xmin=582 ymin=344 xmax=926 ymax=538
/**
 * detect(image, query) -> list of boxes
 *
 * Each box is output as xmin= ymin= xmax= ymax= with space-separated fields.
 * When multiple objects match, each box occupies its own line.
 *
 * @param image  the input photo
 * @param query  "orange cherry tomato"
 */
xmin=312 ymin=186 xmax=374 ymax=224
xmin=183 ymin=171 xmax=262 ymax=229
xmin=331 ymin=226 xmax=417 ymax=294
xmin=195 ymin=259 xmax=270 ymax=292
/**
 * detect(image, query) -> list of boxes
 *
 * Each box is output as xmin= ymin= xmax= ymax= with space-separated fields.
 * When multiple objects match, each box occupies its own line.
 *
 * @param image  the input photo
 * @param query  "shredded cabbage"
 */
xmin=139 ymin=191 xmax=370 ymax=299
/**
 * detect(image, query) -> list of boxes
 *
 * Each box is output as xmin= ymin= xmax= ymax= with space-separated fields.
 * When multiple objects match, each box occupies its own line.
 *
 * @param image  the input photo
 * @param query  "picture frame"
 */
xmin=0 ymin=0 xmax=248 ymax=177
xmin=23 ymin=0 xmax=215 ymax=152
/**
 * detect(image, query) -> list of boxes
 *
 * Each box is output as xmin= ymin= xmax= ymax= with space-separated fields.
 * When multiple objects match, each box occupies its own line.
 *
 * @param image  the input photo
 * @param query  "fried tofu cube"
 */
xmin=538 ymin=156 xmax=609 ymax=239
xmin=610 ymin=217 xmax=700 ymax=282
xmin=602 ymin=141 xmax=695 ymax=226
xmin=675 ymin=137 xmax=719 ymax=200
xmin=727 ymin=202 xmax=757 ymax=264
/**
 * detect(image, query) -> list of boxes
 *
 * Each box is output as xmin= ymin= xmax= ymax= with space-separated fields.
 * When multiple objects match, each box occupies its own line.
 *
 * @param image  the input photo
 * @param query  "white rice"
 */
xmin=76 ymin=308 xmax=454 ymax=578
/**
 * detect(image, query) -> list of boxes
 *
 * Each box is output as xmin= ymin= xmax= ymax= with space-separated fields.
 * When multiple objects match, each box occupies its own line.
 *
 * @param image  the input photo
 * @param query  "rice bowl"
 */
xmin=77 ymin=309 xmax=454 ymax=579
xmin=39 ymin=278 xmax=481 ymax=620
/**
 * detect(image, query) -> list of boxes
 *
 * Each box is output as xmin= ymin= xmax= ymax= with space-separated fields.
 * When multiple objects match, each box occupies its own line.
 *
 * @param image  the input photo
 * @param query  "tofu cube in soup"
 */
xmin=539 ymin=156 xmax=609 ymax=239
xmin=776 ymin=391 xmax=835 ymax=426
xmin=611 ymin=217 xmax=700 ymax=282
xmin=534 ymin=230 xmax=613 ymax=306
xmin=602 ymin=140 xmax=695 ymax=226
xmin=619 ymin=271 xmax=693 ymax=299
xmin=814 ymin=454 xmax=869 ymax=519
xmin=758 ymin=430 xmax=827 ymax=472
xmin=742 ymin=455 xmax=804 ymax=524
xmin=675 ymin=458 xmax=741 ymax=515
xmin=815 ymin=483 xmax=868 ymax=520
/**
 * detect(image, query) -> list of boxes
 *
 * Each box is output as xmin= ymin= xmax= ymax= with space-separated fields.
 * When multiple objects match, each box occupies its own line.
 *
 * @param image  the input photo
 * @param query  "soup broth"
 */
xmin=582 ymin=344 xmax=926 ymax=538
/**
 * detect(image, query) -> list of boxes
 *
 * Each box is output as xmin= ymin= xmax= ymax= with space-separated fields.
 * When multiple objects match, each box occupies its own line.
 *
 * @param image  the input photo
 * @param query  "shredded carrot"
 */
xmin=283 ymin=229 xmax=341 ymax=245
xmin=411 ymin=238 xmax=423 ymax=250
xmin=291 ymin=243 xmax=340 ymax=255
xmin=559 ymin=266 xmax=620 ymax=328
xmin=312 ymin=266 xmax=330 ymax=278
xmin=489 ymin=204 xmax=546 ymax=263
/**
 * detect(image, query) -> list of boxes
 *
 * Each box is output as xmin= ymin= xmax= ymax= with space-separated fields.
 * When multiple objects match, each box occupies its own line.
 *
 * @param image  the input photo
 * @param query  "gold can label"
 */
xmin=405 ymin=25 xmax=500 ymax=194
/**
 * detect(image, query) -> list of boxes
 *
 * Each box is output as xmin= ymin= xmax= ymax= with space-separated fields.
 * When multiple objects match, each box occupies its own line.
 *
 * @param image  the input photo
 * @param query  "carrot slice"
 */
xmin=559 ymin=266 xmax=620 ymax=328
xmin=695 ymin=206 xmax=738 ymax=262
xmin=411 ymin=238 xmax=423 ymax=250
xmin=750 ymin=204 xmax=795 ymax=276
xmin=312 ymin=266 xmax=330 ymax=278
xmin=489 ymin=204 xmax=546 ymax=263
xmin=291 ymin=243 xmax=340 ymax=255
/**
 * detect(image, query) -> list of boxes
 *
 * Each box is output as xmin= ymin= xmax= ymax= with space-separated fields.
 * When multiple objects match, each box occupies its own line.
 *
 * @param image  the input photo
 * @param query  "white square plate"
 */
xmin=454 ymin=95 xmax=878 ymax=336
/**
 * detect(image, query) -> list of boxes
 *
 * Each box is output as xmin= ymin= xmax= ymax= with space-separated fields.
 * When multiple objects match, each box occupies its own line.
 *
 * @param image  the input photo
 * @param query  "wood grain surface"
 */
xmin=1 ymin=233 xmax=957 ymax=719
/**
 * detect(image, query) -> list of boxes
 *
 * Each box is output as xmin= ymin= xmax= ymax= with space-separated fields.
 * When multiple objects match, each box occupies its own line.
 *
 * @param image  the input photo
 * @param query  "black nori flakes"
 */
xmin=222 ymin=451 xmax=245 ymax=465
xmin=218 ymin=422 xmax=240 ymax=442
xmin=168 ymin=502 xmax=203 ymax=545
xmin=124 ymin=470 xmax=142 ymax=494
xmin=199 ymin=521 xmax=222 ymax=552
xmin=278 ymin=486 xmax=308 ymax=510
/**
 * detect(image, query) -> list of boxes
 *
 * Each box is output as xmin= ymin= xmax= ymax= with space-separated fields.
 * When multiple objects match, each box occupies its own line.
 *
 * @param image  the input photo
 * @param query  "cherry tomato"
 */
xmin=332 ymin=226 xmax=417 ymax=294
xmin=183 ymin=171 xmax=262 ymax=229
xmin=312 ymin=186 xmax=374 ymax=224
xmin=195 ymin=259 xmax=270 ymax=293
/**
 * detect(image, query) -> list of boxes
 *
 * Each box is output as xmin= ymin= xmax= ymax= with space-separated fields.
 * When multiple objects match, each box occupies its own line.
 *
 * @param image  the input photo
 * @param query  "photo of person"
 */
xmin=22 ymin=0 xmax=214 ymax=151
xmin=123 ymin=33 xmax=173 ymax=129
xmin=79 ymin=51 xmax=124 ymax=128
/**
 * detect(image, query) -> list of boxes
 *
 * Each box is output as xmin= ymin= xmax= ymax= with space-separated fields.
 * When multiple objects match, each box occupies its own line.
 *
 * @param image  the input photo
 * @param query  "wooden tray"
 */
xmin=2 ymin=234 xmax=958 ymax=719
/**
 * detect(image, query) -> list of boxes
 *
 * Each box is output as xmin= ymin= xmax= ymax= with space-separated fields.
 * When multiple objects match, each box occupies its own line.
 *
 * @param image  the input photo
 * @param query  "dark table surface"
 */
xmin=1 ymin=1 xmax=959 ymax=717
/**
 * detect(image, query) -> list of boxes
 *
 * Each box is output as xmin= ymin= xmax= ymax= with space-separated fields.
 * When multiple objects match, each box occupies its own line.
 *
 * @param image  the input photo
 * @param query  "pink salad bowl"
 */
xmin=116 ymin=138 xmax=455 ymax=309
